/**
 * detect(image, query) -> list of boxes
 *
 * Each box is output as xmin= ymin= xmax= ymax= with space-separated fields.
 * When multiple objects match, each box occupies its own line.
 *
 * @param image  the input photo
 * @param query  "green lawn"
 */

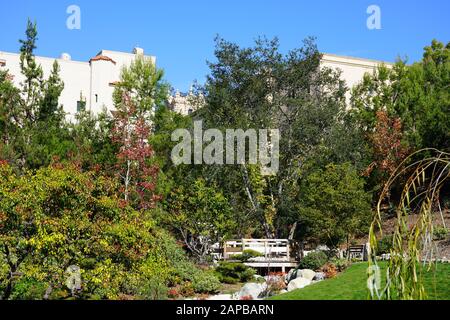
xmin=270 ymin=262 xmax=450 ymax=300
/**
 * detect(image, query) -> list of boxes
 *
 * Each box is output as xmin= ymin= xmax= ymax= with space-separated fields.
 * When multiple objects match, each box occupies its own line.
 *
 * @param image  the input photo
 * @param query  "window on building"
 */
xmin=188 ymin=108 xmax=193 ymax=115
xmin=77 ymin=100 xmax=86 ymax=112
xmin=0 ymin=59 xmax=5 ymax=67
xmin=95 ymin=94 xmax=98 ymax=103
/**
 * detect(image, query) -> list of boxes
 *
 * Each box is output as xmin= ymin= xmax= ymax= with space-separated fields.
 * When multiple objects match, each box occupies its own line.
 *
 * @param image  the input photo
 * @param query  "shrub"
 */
xmin=298 ymin=251 xmax=328 ymax=270
xmin=378 ymin=234 xmax=394 ymax=254
xmin=321 ymin=263 xmax=338 ymax=279
xmin=138 ymin=278 xmax=168 ymax=300
xmin=178 ymin=282 xmax=195 ymax=297
xmin=215 ymin=262 xmax=256 ymax=283
xmin=220 ymin=276 xmax=239 ymax=284
xmin=433 ymin=226 xmax=449 ymax=241
xmin=239 ymin=268 xmax=257 ymax=282
xmin=330 ymin=258 xmax=351 ymax=272
xmin=0 ymin=163 xmax=205 ymax=300
xmin=261 ymin=273 xmax=286 ymax=297
xmin=10 ymin=278 xmax=48 ymax=300
xmin=191 ymin=272 xmax=221 ymax=294
xmin=234 ymin=249 xmax=263 ymax=262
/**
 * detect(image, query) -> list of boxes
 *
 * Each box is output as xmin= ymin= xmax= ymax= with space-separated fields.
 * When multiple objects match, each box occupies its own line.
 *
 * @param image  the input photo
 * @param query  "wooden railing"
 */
xmin=223 ymin=239 xmax=292 ymax=261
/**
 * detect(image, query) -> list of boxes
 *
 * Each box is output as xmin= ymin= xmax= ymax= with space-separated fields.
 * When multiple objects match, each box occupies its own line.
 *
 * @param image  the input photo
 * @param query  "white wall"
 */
xmin=321 ymin=53 xmax=393 ymax=103
xmin=0 ymin=49 xmax=156 ymax=121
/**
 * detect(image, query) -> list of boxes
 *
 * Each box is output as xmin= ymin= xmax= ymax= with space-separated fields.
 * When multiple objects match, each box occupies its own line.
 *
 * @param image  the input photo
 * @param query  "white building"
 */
xmin=0 ymin=48 xmax=392 ymax=119
xmin=320 ymin=53 xmax=393 ymax=102
xmin=0 ymin=47 xmax=155 ymax=121
xmin=168 ymin=53 xmax=393 ymax=115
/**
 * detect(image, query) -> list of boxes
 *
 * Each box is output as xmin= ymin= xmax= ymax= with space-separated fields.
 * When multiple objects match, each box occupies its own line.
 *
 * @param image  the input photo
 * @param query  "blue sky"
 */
xmin=1 ymin=0 xmax=449 ymax=91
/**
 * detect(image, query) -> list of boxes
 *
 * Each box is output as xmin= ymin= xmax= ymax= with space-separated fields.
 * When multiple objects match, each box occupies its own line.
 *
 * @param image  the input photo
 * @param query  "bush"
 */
xmin=378 ymin=234 xmax=394 ymax=254
xmin=298 ymin=251 xmax=328 ymax=271
xmin=220 ymin=276 xmax=239 ymax=284
xmin=138 ymin=278 xmax=168 ymax=300
xmin=215 ymin=262 xmax=256 ymax=283
xmin=10 ymin=278 xmax=48 ymax=300
xmin=330 ymin=258 xmax=351 ymax=272
xmin=0 ymin=163 xmax=207 ymax=300
xmin=191 ymin=272 xmax=221 ymax=294
xmin=321 ymin=263 xmax=338 ymax=279
xmin=234 ymin=249 xmax=263 ymax=262
xmin=433 ymin=226 xmax=449 ymax=241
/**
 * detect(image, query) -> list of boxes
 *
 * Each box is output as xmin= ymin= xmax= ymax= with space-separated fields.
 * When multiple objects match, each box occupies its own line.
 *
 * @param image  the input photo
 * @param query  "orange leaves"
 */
xmin=365 ymin=110 xmax=409 ymax=178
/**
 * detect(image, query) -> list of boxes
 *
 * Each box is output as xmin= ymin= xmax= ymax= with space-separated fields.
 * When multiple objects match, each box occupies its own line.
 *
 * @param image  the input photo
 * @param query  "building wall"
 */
xmin=0 ymin=48 xmax=155 ymax=121
xmin=320 ymin=53 xmax=393 ymax=102
xmin=1 ymin=48 xmax=391 ymax=120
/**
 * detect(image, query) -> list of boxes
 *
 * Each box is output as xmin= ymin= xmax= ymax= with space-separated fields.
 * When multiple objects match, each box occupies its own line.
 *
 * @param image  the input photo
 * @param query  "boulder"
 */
xmin=238 ymin=283 xmax=263 ymax=300
xmin=286 ymin=269 xmax=298 ymax=283
xmin=313 ymin=272 xmax=326 ymax=281
xmin=287 ymin=277 xmax=311 ymax=291
xmin=297 ymin=269 xmax=316 ymax=281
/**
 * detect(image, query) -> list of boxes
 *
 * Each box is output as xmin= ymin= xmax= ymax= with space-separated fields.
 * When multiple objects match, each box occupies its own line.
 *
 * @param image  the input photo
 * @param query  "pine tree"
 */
xmin=39 ymin=60 xmax=64 ymax=122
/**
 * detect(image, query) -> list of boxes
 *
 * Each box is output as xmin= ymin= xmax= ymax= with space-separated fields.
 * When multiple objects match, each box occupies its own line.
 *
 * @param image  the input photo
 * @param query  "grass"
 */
xmin=270 ymin=262 xmax=450 ymax=300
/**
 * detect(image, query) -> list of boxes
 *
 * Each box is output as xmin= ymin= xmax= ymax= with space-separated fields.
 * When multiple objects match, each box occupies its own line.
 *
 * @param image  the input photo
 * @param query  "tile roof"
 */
xmin=89 ymin=55 xmax=116 ymax=65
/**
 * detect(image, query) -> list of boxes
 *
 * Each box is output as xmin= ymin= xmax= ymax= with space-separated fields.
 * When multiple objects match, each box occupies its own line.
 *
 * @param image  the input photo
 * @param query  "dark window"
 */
xmin=188 ymin=108 xmax=193 ymax=115
xmin=95 ymin=94 xmax=98 ymax=103
xmin=77 ymin=100 xmax=86 ymax=112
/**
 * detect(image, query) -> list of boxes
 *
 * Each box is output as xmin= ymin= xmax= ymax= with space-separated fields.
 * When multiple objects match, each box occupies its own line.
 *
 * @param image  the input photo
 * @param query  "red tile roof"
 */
xmin=89 ymin=55 xmax=116 ymax=65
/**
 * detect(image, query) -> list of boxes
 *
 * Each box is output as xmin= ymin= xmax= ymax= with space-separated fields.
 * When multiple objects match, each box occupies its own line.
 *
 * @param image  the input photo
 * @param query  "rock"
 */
xmin=286 ymin=269 xmax=295 ymax=283
xmin=287 ymin=277 xmax=311 ymax=291
xmin=313 ymin=272 xmax=326 ymax=281
xmin=297 ymin=269 xmax=316 ymax=281
xmin=238 ymin=283 xmax=263 ymax=300
xmin=279 ymin=289 xmax=288 ymax=294
xmin=316 ymin=245 xmax=330 ymax=251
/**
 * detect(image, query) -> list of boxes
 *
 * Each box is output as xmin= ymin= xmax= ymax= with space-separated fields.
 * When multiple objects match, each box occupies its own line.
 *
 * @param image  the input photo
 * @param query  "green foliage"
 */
xmin=298 ymin=163 xmax=372 ymax=248
xmin=297 ymin=251 xmax=328 ymax=271
xmin=9 ymin=277 xmax=48 ymax=300
xmin=234 ymin=249 xmax=263 ymax=262
xmin=113 ymin=55 xmax=169 ymax=115
xmin=433 ymin=226 xmax=449 ymax=241
xmin=166 ymin=178 xmax=236 ymax=262
xmin=351 ymin=40 xmax=450 ymax=152
xmin=0 ymin=20 xmax=73 ymax=171
xmin=369 ymin=149 xmax=450 ymax=300
xmin=191 ymin=271 xmax=221 ymax=294
xmin=215 ymin=262 xmax=256 ymax=284
xmin=0 ymin=163 xmax=193 ymax=300
xmin=330 ymin=258 xmax=351 ymax=272
xmin=377 ymin=234 xmax=394 ymax=254
xmin=197 ymin=36 xmax=357 ymax=239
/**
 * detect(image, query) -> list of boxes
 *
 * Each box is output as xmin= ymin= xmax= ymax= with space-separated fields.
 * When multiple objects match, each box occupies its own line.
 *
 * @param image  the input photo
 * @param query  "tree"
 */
xmin=0 ymin=20 xmax=70 ymax=170
xmin=112 ymin=94 xmax=160 ymax=209
xmin=68 ymin=109 xmax=117 ymax=171
xmin=297 ymin=163 xmax=372 ymax=249
xmin=38 ymin=60 xmax=64 ymax=122
xmin=0 ymin=162 xmax=182 ymax=300
xmin=351 ymin=39 xmax=450 ymax=152
xmin=197 ymin=36 xmax=354 ymax=239
xmin=111 ymin=56 xmax=168 ymax=209
xmin=166 ymin=178 xmax=235 ymax=262
xmin=363 ymin=110 xmax=409 ymax=196
xmin=0 ymin=70 xmax=21 ymax=163
xmin=113 ymin=55 xmax=168 ymax=114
